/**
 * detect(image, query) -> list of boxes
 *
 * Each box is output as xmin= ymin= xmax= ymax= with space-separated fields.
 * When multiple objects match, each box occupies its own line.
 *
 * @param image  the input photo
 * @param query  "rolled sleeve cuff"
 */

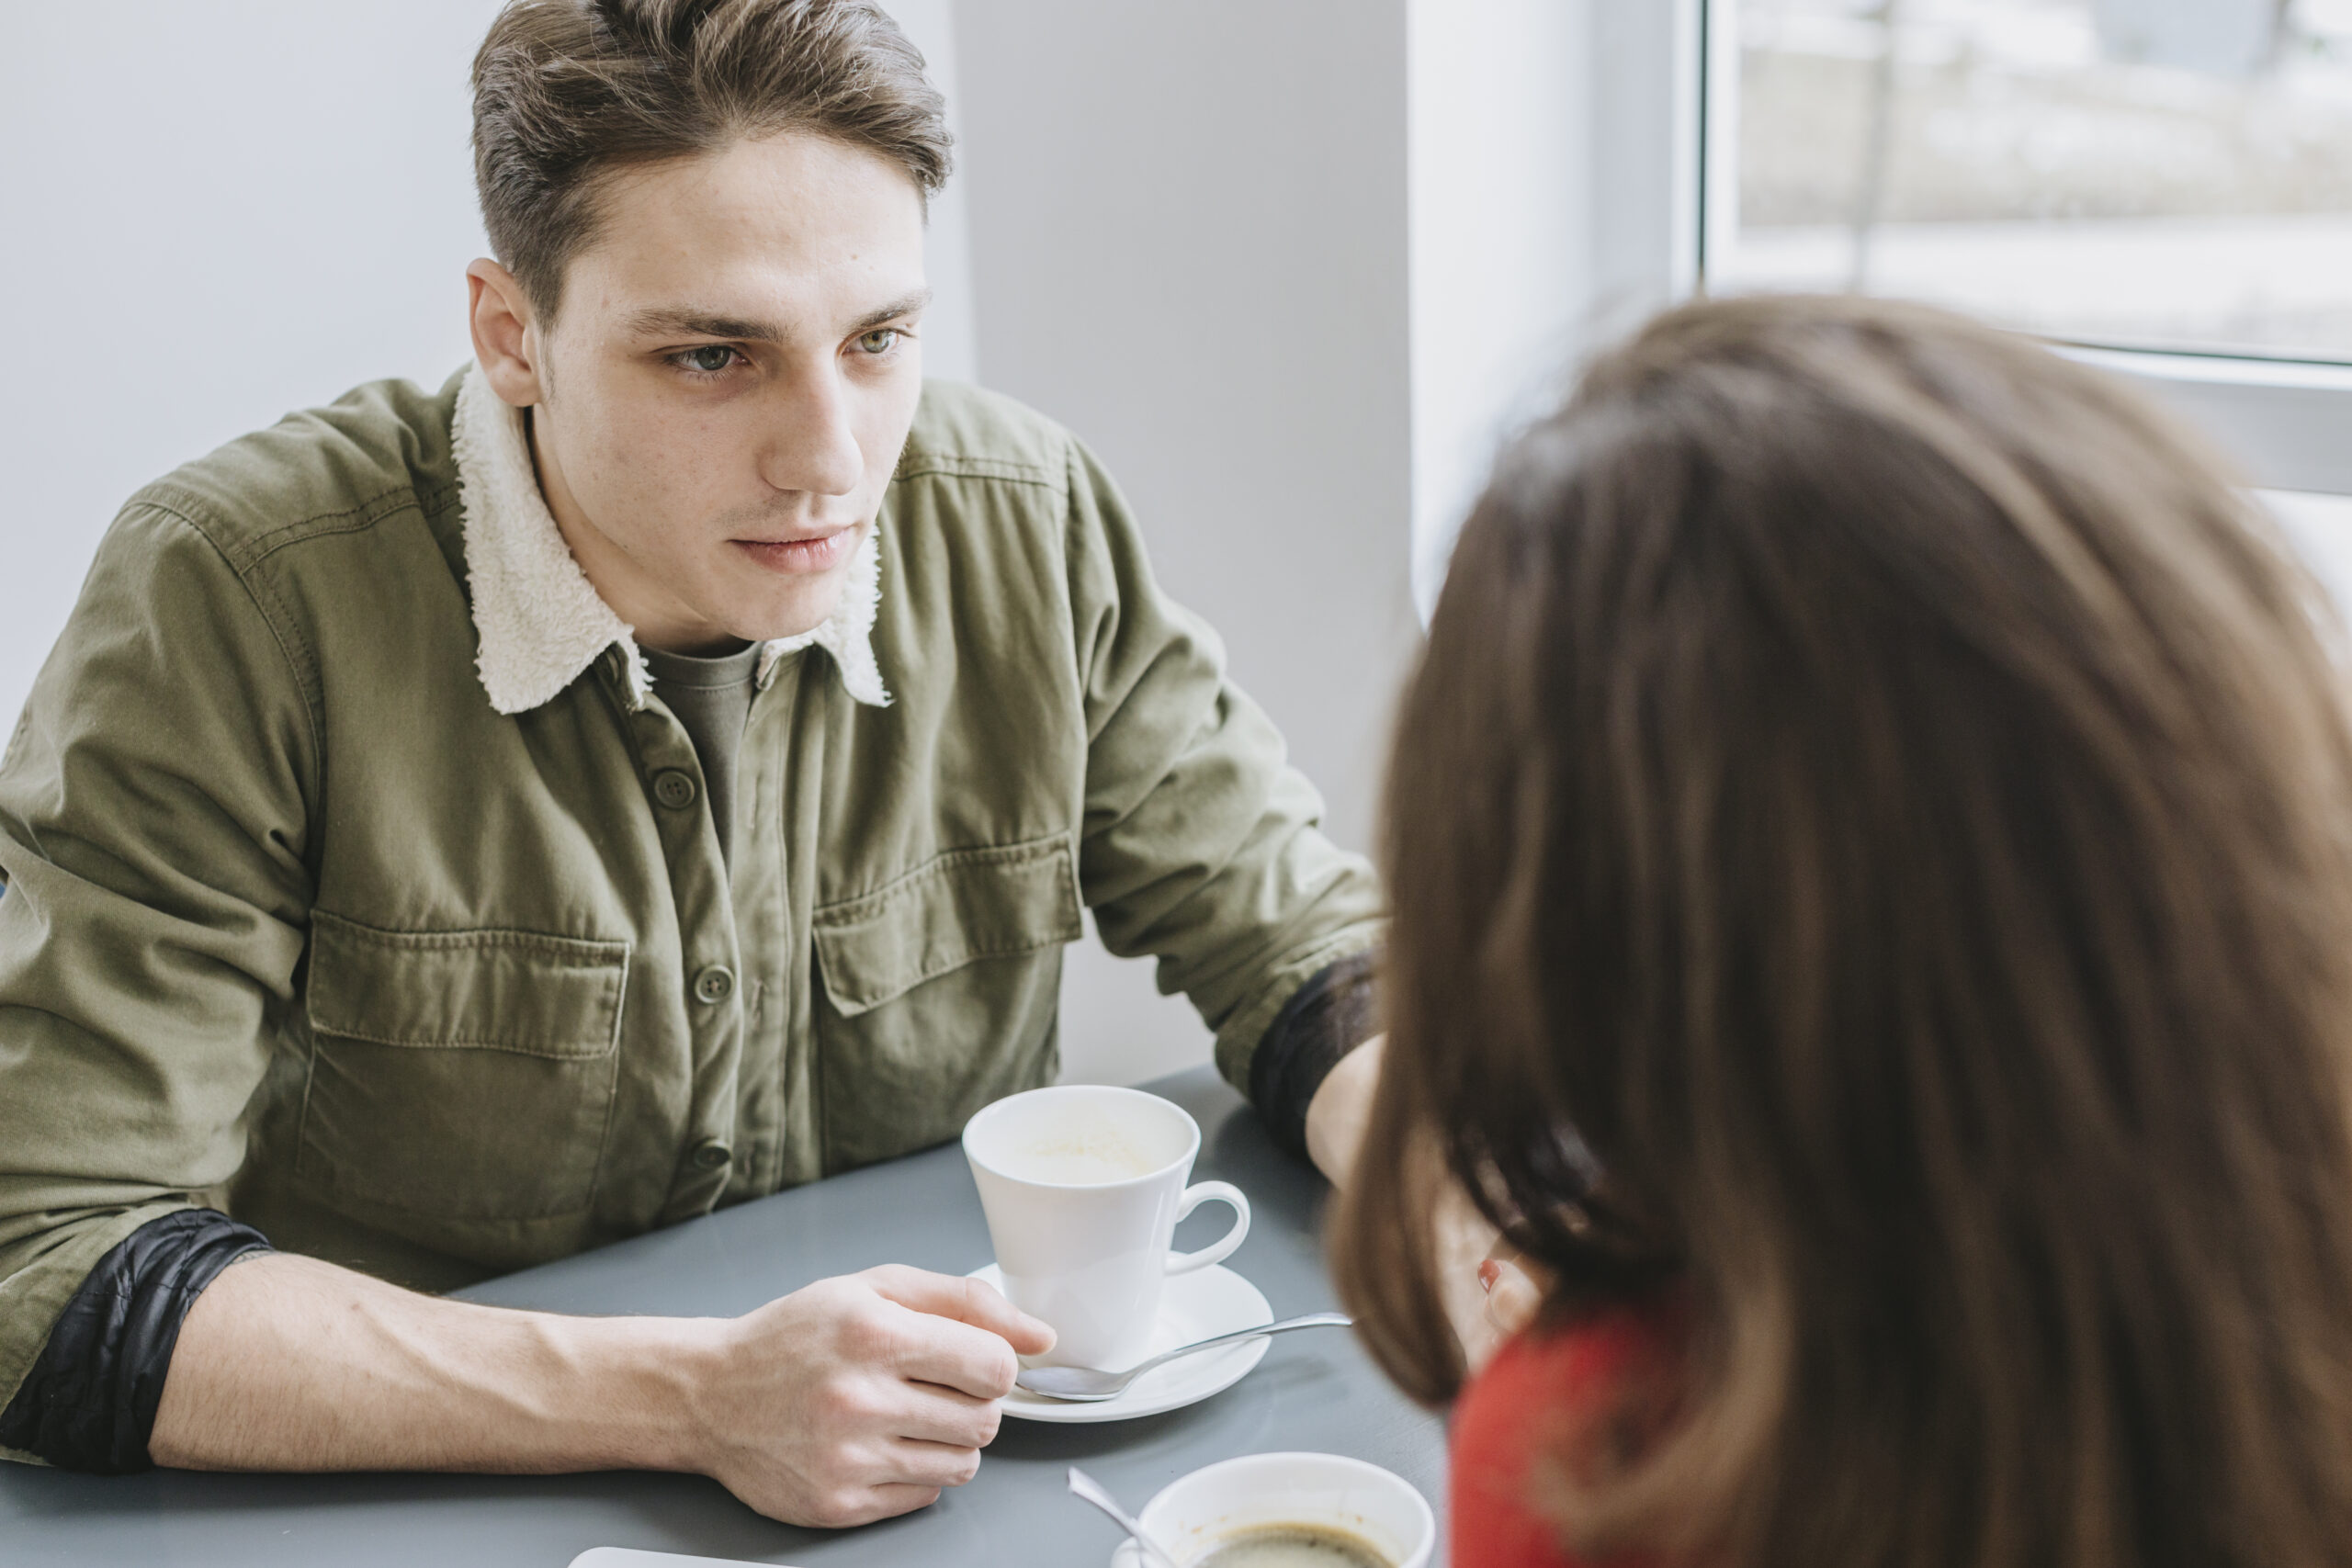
xmin=0 ymin=1208 xmax=270 ymax=1473
xmin=1244 ymin=946 xmax=1382 ymax=1160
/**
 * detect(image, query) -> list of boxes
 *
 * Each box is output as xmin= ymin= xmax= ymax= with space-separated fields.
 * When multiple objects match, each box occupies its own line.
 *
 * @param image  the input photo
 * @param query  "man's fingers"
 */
xmin=817 ymin=1482 xmax=945 ymax=1528
xmin=867 ymin=1266 xmax=1056 ymax=1356
xmin=886 ymin=1437 xmax=986 ymax=1490
xmin=866 ymin=1482 xmax=948 ymax=1517
xmin=883 ymin=1312 xmax=1023 ymax=1401
xmin=886 ymin=1380 xmax=1003 ymax=1450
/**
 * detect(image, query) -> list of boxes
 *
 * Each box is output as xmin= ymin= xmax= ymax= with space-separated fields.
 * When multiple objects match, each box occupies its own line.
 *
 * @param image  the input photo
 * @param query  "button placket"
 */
xmin=728 ymin=673 xmax=795 ymax=1196
xmin=628 ymin=696 xmax=744 ymax=1220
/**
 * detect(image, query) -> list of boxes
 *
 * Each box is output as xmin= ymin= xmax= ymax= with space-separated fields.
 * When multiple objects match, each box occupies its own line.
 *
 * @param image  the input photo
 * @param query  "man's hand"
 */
xmin=153 ymin=1252 xmax=1051 ymax=1529
xmin=690 ymin=1265 xmax=1054 ymax=1527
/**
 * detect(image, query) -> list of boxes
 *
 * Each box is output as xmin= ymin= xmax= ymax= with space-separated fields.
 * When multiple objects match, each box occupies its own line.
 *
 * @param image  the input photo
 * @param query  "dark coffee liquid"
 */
xmin=1192 ymin=1522 xmax=1393 ymax=1568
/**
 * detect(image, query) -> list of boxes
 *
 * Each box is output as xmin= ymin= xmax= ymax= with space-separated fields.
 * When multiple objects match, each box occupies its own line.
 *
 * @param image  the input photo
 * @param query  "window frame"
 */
xmin=1675 ymin=0 xmax=2352 ymax=498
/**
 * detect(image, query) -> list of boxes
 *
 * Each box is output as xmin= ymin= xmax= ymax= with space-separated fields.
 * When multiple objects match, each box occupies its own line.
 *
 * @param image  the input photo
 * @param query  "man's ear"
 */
xmin=467 ymin=258 xmax=546 ymax=408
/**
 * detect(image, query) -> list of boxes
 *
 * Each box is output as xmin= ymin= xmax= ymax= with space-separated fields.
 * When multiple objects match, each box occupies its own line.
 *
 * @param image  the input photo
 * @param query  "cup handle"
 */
xmin=1165 ymin=1180 xmax=1251 ymax=1276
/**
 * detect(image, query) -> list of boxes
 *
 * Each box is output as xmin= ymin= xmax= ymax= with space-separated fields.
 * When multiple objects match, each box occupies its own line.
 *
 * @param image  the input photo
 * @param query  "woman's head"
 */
xmin=1337 ymin=294 xmax=2352 ymax=1566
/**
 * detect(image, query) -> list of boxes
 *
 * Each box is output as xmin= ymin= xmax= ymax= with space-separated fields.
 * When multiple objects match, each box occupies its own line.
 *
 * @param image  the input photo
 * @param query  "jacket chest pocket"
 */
xmin=296 ymin=911 xmax=631 ymax=1221
xmin=812 ymin=835 xmax=1084 ymax=1171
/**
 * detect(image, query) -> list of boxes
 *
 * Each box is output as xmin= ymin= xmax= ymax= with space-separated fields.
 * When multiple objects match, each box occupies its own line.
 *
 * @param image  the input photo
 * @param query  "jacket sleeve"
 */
xmin=0 ymin=1209 xmax=271 ymax=1472
xmin=1059 ymin=436 xmax=1386 ymax=1112
xmin=0 ymin=500 xmax=315 ymax=1459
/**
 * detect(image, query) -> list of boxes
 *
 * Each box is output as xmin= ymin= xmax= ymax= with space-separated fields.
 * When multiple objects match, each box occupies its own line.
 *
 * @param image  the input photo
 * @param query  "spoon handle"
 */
xmin=1069 ymin=1466 xmax=1184 ymax=1568
xmin=1128 ymin=1310 xmax=1352 ymax=1377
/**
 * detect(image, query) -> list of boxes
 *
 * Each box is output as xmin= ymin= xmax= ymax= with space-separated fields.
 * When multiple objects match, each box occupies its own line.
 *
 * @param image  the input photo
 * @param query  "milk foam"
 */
xmin=1002 ymin=1117 xmax=1160 ymax=1184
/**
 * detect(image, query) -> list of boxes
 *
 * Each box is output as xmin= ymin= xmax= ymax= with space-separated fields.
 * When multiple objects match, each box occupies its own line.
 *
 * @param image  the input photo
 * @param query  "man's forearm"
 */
xmin=150 ymin=1252 xmax=713 ymax=1474
xmin=1305 ymin=1033 xmax=1385 ymax=1186
xmin=149 ymin=1252 xmax=1052 ymax=1527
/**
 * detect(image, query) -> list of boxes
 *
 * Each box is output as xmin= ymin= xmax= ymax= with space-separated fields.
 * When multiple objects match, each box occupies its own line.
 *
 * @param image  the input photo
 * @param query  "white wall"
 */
xmin=1405 ymin=0 xmax=1598 ymax=619
xmin=876 ymin=0 xmax=980 ymax=387
xmin=949 ymin=1 xmax=1419 ymax=1087
xmin=0 ymin=1 xmax=499 ymax=730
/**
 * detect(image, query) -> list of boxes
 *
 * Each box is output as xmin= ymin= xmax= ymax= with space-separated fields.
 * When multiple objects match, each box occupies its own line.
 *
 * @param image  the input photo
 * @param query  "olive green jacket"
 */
xmin=0 ymin=367 xmax=1384 ymax=1427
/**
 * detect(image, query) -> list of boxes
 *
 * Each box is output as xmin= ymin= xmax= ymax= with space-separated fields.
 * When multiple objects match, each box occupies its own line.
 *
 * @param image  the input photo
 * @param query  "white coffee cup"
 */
xmin=963 ymin=1085 xmax=1250 ymax=1370
xmin=1109 ymin=1451 xmax=1437 ymax=1568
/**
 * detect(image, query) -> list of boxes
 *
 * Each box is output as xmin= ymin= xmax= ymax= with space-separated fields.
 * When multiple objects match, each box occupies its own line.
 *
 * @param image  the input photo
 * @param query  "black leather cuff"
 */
xmin=1250 ymin=948 xmax=1382 ymax=1161
xmin=0 ymin=1209 xmax=270 ymax=1473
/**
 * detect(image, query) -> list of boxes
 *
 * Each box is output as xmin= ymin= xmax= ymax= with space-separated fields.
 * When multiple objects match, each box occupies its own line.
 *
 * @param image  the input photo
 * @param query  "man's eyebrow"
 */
xmin=625 ymin=289 xmax=933 ymax=344
xmin=846 ymin=288 xmax=933 ymax=336
xmin=624 ymin=306 xmax=784 ymax=341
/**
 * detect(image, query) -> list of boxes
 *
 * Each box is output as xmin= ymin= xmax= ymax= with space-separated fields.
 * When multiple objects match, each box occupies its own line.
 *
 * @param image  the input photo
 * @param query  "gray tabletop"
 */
xmin=1 ymin=1068 xmax=1445 ymax=1567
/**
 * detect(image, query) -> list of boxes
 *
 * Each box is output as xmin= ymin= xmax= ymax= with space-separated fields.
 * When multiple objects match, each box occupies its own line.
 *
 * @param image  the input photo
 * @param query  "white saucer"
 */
xmin=967 ymin=1262 xmax=1274 ymax=1423
xmin=569 ymin=1552 xmax=798 ymax=1566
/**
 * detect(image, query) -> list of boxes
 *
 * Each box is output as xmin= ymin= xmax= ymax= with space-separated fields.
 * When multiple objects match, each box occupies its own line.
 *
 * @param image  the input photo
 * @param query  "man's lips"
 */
xmin=730 ymin=527 xmax=856 ymax=576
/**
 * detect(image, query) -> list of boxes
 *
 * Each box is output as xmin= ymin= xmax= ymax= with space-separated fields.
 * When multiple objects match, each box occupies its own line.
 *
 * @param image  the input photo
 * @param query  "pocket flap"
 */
xmin=812 ymin=836 xmax=1083 ymax=1017
xmin=306 ymin=911 xmax=631 ymax=1058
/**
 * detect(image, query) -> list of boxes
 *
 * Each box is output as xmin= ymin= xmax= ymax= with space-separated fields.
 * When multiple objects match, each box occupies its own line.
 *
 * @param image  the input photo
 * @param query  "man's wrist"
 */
xmin=1305 ymin=1034 xmax=1385 ymax=1188
xmin=556 ymin=1311 xmax=729 ymax=1475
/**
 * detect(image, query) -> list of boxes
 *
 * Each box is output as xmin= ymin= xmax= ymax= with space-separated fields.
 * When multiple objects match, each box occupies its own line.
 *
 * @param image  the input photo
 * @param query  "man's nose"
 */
xmin=758 ymin=362 xmax=864 ymax=498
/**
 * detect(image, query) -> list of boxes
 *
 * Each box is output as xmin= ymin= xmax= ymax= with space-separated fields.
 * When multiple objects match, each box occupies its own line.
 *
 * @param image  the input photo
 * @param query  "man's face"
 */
xmin=512 ymin=133 xmax=929 ymax=652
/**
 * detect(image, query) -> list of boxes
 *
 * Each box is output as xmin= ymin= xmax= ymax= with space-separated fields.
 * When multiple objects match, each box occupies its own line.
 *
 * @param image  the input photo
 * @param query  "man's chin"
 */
xmin=728 ymin=574 xmax=855 ymax=645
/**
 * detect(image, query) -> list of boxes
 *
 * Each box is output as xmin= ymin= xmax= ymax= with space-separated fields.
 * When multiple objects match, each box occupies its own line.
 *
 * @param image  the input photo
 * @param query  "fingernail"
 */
xmin=1477 ymin=1260 xmax=1499 ymax=1293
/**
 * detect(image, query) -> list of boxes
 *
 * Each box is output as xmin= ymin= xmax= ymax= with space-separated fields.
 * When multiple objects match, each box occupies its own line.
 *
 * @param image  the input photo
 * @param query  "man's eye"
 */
xmin=677 ymin=345 xmax=739 ymax=374
xmin=856 ymin=329 xmax=899 ymax=355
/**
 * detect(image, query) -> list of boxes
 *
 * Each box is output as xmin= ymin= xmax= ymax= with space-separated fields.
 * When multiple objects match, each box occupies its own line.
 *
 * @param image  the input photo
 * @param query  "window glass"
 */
xmin=1710 ymin=0 xmax=2352 ymax=361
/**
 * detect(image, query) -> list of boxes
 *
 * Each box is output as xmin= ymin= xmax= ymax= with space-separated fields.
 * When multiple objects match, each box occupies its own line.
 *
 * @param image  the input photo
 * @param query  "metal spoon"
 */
xmin=1017 ymin=1311 xmax=1352 ymax=1402
xmin=1069 ymin=1465 xmax=1184 ymax=1568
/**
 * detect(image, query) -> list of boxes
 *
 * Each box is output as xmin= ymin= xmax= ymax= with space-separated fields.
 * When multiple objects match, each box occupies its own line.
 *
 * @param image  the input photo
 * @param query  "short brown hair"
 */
xmin=471 ymin=0 xmax=951 ymax=321
xmin=1337 ymin=295 xmax=2352 ymax=1567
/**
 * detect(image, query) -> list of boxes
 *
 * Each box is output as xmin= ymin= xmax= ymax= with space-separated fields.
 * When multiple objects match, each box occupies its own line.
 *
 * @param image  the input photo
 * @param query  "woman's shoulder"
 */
xmin=1452 ymin=1297 xmax=1686 ymax=1568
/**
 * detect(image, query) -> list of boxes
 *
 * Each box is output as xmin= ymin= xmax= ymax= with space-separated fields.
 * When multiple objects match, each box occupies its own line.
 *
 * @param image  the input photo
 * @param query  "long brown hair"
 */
xmin=1335 ymin=294 xmax=2352 ymax=1568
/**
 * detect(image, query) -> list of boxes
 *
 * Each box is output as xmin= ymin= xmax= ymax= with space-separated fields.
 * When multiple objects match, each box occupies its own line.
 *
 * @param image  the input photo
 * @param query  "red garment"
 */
xmin=1450 ymin=1303 xmax=1679 ymax=1568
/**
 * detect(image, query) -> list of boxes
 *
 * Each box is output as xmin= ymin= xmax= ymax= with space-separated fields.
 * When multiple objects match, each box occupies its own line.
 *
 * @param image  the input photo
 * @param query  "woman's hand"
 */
xmin=1476 ymin=1245 xmax=1548 ymax=1360
xmin=1424 ymin=1183 xmax=1555 ymax=1375
xmin=1304 ymin=1037 xmax=1550 ymax=1372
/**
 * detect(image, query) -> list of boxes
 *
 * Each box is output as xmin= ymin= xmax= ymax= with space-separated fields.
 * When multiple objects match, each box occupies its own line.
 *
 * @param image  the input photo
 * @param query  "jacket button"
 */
xmin=653 ymin=770 xmax=698 ymax=809
xmin=693 ymin=965 xmax=736 ymax=1004
xmin=691 ymin=1138 xmax=731 ymax=1171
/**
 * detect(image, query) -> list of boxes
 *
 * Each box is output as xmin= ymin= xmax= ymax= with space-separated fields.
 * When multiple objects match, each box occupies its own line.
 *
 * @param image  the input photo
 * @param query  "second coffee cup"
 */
xmin=963 ymin=1085 xmax=1250 ymax=1371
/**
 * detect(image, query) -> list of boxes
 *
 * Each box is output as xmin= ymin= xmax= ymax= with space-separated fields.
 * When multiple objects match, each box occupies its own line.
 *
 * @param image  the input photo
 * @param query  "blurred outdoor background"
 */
xmin=1713 ymin=0 xmax=2352 ymax=359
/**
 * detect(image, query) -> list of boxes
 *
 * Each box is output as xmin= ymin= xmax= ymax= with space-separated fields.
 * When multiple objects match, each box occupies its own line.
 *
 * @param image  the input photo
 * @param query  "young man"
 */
xmin=0 ymin=0 xmax=1384 ymax=1528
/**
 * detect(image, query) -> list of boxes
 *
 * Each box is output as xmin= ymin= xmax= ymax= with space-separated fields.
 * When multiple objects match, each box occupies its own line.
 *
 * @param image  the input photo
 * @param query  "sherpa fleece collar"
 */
xmin=452 ymin=362 xmax=890 ymax=716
